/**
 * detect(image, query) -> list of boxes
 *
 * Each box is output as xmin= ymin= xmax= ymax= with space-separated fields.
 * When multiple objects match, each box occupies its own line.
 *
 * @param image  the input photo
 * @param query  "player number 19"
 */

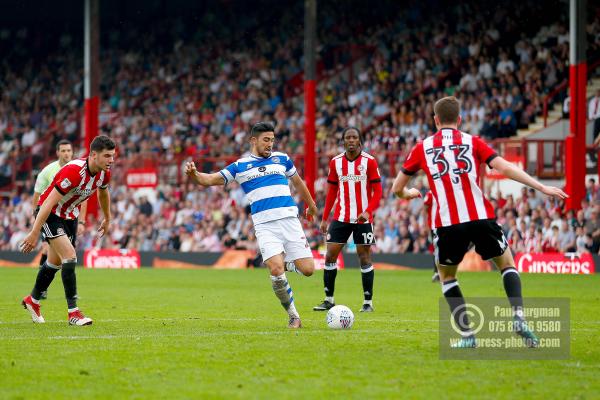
xmin=362 ymin=232 xmax=374 ymax=243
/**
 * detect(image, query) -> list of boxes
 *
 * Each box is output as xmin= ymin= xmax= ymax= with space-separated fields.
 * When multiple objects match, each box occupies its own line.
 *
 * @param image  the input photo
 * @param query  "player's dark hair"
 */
xmin=56 ymin=139 xmax=72 ymax=151
xmin=250 ymin=121 xmax=275 ymax=138
xmin=434 ymin=96 xmax=461 ymax=124
xmin=341 ymin=126 xmax=363 ymax=144
xmin=90 ymin=135 xmax=116 ymax=153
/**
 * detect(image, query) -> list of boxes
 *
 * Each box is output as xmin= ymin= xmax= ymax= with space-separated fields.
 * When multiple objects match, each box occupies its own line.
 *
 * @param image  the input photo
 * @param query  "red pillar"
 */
xmin=84 ymin=96 xmax=100 ymax=220
xmin=565 ymin=63 xmax=587 ymax=210
xmin=84 ymin=0 xmax=101 ymax=220
xmin=84 ymin=96 xmax=99 ymax=152
xmin=303 ymin=0 xmax=317 ymax=197
xmin=304 ymin=80 xmax=316 ymax=197
xmin=565 ymin=0 xmax=587 ymax=211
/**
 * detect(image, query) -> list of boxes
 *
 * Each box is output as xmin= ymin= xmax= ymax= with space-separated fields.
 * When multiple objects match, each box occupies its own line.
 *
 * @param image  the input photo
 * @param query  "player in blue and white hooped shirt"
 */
xmin=185 ymin=121 xmax=318 ymax=328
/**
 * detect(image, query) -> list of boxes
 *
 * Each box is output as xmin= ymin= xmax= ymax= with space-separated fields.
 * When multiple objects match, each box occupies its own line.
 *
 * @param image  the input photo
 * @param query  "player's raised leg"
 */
xmin=48 ymin=235 xmax=92 ymax=326
xmin=291 ymin=257 xmax=315 ymax=277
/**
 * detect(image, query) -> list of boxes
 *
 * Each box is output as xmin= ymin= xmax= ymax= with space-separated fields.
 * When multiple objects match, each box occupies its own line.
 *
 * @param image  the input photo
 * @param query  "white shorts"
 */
xmin=254 ymin=217 xmax=313 ymax=262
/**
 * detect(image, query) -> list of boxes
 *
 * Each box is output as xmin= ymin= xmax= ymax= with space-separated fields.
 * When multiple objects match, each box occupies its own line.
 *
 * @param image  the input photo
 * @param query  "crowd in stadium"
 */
xmin=1 ymin=0 xmax=600 ymax=255
xmin=1 ymin=176 xmax=599 ymax=257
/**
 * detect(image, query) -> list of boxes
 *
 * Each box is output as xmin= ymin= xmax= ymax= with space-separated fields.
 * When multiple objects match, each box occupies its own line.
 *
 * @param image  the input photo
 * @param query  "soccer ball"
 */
xmin=326 ymin=305 xmax=354 ymax=329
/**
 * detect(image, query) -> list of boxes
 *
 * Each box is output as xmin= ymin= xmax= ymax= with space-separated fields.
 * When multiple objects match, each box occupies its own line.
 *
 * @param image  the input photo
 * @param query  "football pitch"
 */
xmin=1 ymin=268 xmax=599 ymax=399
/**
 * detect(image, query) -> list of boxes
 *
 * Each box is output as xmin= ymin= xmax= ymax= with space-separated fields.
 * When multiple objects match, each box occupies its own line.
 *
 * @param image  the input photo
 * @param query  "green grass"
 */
xmin=1 ymin=268 xmax=599 ymax=399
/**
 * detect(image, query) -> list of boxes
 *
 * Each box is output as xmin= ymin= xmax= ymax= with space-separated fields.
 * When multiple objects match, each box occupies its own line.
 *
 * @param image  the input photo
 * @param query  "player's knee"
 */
xmin=325 ymin=256 xmax=337 ymax=264
xmin=62 ymin=257 xmax=77 ymax=269
xmin=303 ymin=262 xmax=315 ymax=277
xmin=268 ymin=264 xmax=285 ymax=276
xmin=438 ymin=270 xmax=456 ymax=282
xmin=296 ymin=258 xmax=315 ymax=276
xmin=325 ymin=251 xmax=339 ymax=263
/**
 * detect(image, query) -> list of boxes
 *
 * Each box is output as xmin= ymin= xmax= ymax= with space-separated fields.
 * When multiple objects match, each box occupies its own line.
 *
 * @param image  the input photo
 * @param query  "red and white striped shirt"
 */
xmin=39 ymin=158 xmax=111 ymax=220
xmin=328 ymin=151 xmax=381 ymax=223
xmin=402 ymin=129 xmax=496 ymax=228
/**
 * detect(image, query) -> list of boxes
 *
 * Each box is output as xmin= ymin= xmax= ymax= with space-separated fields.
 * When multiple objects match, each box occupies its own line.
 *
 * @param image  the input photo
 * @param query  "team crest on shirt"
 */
xmin=96 ymin=180 xmax=102 ymax=186
xmin=60 ymin=178 xmax=71 ymax=189
xmin=271 ymin=157 xmax=280 ymax=163
xmin=357 ymin=165 xmax=365 ymax=172
xmin=246 ymin=164 xmax=253 ymax=169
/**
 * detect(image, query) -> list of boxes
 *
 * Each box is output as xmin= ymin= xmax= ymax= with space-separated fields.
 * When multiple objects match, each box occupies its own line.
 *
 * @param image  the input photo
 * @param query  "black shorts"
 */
xmin=36 ymin=209 xmax=78 ymax=247
xmin=327 ymin=220 xmax=376 ymax=246
xmin=432 ymin=219 xmax=508 ymax=265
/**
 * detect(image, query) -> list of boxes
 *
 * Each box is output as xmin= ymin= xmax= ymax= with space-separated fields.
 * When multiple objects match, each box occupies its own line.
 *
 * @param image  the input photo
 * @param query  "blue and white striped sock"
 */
xmin=270 ymin=273 xmax=299 ymax=318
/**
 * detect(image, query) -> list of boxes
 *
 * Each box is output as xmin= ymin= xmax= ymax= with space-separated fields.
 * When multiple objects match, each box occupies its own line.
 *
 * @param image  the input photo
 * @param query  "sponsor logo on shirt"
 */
xmin=244 ymin=170 xmax=285 ymax=181
xmin=339 ymin=174 xmax=367 ymax=182
xmin=75 ymin=188 xmax=93 ymax=197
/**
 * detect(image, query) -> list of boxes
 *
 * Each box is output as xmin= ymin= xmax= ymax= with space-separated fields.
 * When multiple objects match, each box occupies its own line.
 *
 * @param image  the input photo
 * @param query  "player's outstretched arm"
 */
xmin=97 ymin=188 xmax=111 ymax=237
xmin=391 ymin=171 xmax=422 ymax=200
xmin=20 ymin=188 xmax=63 ymax=253
xmin=290 ymin=174 xmax=318 ymax=219
xmin=489 ymin=157 xmax=569 ymax=199
xmin=185 ymin=161 xmax=225 ymax=187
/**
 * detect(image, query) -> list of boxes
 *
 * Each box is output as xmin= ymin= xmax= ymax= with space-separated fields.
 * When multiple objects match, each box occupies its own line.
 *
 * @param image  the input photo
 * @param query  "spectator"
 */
xmin=139 ymin=196 xmax=153 ymax=217
xmin=557 ymin=221 xmax=576 ymax=253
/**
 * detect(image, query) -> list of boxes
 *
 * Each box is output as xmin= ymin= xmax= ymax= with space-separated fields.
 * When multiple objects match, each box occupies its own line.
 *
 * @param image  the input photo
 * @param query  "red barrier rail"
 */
xmin=492 ymin=138 xmax=566 ymax=179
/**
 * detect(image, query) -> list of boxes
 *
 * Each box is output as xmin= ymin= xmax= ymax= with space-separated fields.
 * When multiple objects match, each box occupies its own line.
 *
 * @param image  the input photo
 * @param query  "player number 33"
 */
xmin=425 ymin=144 xmax=473 ymax=182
